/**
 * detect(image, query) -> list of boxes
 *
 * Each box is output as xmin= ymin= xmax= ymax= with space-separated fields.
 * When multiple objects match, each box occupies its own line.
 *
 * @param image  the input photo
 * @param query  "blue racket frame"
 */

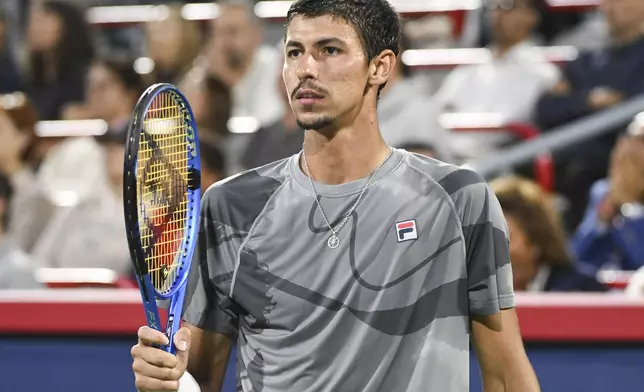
xmin=123 ymin=83 xmax=201 ymax=355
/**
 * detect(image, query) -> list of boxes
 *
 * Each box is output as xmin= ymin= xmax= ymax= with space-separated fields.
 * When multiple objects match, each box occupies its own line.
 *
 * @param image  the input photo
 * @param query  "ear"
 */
xmin=368 ymin=49 xmax=397 ymax=90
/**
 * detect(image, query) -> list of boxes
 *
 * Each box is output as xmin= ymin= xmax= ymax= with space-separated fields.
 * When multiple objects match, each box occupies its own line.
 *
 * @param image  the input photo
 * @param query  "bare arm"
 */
xmin=184 ymin=322 xmax=234 ymax=392
xmin=471 ymin=308 xmax=540 ymax=392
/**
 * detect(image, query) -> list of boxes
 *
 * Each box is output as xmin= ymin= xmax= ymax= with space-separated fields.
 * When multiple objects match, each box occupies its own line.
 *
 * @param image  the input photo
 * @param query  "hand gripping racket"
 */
xmin=123 ymin=83 xmax=201 ymax=354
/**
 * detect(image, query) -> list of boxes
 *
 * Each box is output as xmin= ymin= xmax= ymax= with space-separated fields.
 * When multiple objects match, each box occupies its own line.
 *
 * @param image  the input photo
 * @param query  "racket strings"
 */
xmin=137 ymin=91 xmax=190 ymax=295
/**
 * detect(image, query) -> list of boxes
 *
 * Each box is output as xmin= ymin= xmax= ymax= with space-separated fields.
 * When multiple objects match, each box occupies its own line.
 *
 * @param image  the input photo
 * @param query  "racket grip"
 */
xmin=165 ymin=286 xmax=187 ymax=355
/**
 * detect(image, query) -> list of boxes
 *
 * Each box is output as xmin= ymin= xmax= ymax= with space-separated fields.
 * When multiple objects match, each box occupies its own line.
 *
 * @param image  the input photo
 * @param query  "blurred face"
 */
xmin=505 ymin=214 xmax=538 ymax=290
xmin=0 ymin=110 xmax=28 ymax=165
xmin=600 ymin=0 xmax=644 ymax=39
xmin=87 ymin=63 xmax=132 ymax=121
xmin=211 ymin=6 xmax=259 ymax=70
xmin=27 ymin=6 xmax=62 ymax=51
xmin=609 ymin=134 xmax=644 ymax=204
xmin=487 ymin=0 xmax=537 ymax=47
xmin=146 ymin=17 xmax=184 ymax=69
xmin=283 ymin=15 xmax=371 ymax=131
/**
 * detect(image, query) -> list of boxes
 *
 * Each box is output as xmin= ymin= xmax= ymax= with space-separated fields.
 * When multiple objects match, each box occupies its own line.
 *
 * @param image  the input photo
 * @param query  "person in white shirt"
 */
xmin=378 ymin=35 xmax=454 ymax=163
xmin=433 ymin=0 xmax=560 ymax=160
xmin=0 ymin=169 xmax=42 ymax=290
xmin=202 ymin=0 xmax=284 ymax=128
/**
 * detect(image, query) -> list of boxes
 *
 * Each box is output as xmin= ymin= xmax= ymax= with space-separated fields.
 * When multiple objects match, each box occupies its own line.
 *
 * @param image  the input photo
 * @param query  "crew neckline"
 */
xmin=289 ymin=148 xmax=405 ymax=197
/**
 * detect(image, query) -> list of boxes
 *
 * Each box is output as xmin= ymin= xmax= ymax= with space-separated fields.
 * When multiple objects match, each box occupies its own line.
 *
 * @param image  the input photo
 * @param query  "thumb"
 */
xmin=174 ymin=327 xmax=192 ymax=365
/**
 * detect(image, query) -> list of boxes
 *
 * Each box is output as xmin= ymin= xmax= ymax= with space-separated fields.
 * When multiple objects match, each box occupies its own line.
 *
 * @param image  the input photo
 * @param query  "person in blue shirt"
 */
xmin=571 ymin=114 xmax=644 ymax=271
xmin=535 ymin=0 xmax=644 ymax=231
xmin=491 ymin=176 xmax=606 ymax=292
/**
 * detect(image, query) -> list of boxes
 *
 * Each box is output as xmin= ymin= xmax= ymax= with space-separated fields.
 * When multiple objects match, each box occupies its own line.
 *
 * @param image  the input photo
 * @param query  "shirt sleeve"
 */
xmin=182 ymin=188 xmax=240 ymax=338
xmin=451 ymin=170 xmax=515 ymax=315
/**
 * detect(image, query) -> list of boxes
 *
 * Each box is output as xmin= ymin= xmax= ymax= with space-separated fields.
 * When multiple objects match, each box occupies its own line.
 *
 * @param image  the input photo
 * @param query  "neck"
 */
xmin=301 ymin=111 xmax=390 ymax=185
xmin=492 ymin=39 xmax=523 ymax=58
xmin=611 ymin=26 xmax=644 ymax=46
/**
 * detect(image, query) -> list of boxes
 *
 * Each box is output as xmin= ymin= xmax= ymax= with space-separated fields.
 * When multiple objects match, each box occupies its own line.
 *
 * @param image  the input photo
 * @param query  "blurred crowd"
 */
xmin=0 ymin=0 xmax=643 ymax=296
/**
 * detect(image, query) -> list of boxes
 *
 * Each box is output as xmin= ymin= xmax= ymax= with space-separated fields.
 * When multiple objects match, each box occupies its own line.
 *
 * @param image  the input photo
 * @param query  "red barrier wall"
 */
xmin=1 ymin=290 xmax=644 ymax=342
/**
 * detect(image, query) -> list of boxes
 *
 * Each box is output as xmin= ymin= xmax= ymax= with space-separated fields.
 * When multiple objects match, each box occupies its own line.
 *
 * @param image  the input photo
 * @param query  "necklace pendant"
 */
xmin=327 ymin=235 xmax=340 ymax=249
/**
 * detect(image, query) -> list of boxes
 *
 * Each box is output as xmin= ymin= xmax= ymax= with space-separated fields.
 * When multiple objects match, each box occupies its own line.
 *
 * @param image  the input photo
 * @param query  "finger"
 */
xmin=135 ymin=374 xmax=180 ymax=391
xmin=138 ymin=326 xmax=170 ymax=346
xmin=173 ymin=327 xmax=192 ymax=368
xmin=132 ymin=358 xmax=183 ymax=381
xmin=131 ymin=345 xmax=179 ymax=369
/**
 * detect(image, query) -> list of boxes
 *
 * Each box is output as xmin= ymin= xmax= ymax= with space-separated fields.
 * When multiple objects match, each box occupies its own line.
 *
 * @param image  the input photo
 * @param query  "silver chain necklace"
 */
xmin=302 ymin=148 xmax=393 ymax=249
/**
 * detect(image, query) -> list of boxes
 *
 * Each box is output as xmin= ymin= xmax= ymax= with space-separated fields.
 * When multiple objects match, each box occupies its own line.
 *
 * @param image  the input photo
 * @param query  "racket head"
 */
xmin=123 ymin=83 xmax=201 ymax=302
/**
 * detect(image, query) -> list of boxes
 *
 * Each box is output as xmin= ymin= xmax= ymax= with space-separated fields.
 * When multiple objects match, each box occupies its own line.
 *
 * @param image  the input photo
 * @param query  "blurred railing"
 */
xmin=87 ymin=0 xmax=479 ymax=24
xmin=546 ymin=0 xmax=600 ymax=11
xmin=402 ymin=46 xmax=578 ymax=70
xmin=86 ymin=0 xmax=478 ymax=35
xmin=36 ymin=268 xmax=136 ymax=289
xmin=440 ymin=113 xmax=555 ymax=191
xmin=468 ymin=94 xmax=644 ymax=178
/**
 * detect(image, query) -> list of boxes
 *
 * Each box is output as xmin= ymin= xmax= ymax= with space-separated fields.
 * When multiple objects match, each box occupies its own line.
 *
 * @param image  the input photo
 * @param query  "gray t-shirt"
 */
xmin=183 ymin=149 xmax=514 ymax=392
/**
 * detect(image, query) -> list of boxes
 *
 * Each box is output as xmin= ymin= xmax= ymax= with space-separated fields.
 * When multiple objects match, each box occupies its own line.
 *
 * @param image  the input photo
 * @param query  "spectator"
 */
xmin=182 ymin=74 xmax=233 ymax=143
xmin=536 ymin=0 xmax=644 ymax=130
xmin=433 ymin=0 xmax=559 ymax=160
xmin=199 ymin=136 xmax=227 ymax=190
xmin=62 ymin=57 xmax=145 ymax=131
xmin=30 ymin=135 xmax=130 ymax=276
xmin=143 ymin=4 xmax=202 ymax=85
xmin=571 ymin=114 xmax=644 ymax=271
xmin=0 ymin=169 xmax=43 ymax=290
xmin=24 ymin=1 xmax=94 ymax=120
xmin=0 ymin=93 xmax=54 ymax=253
xmin=378 ymin=34 xmax=453 ymax=162
xmin=491 ymin=176 xmax=606 ymax=292
xmin=535 ymin=0 xmax=644 ymax=229
xmin=240 ymin=54 xmax=303 ymax=170
xmin=199 ymin=0 xmax=284 ymax=127
xmin=0 ymin=7 xmax=23 ymax=93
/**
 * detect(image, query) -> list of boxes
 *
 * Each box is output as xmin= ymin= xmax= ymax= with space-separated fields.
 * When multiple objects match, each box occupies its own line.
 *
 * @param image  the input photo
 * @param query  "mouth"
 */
xmin=294 ymin=89 xmax=324 ymax=105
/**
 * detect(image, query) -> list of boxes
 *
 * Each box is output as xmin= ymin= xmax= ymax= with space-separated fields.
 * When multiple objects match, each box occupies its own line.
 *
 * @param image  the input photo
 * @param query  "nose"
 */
xmin=295 ymin=53 xmax=319 ymax=81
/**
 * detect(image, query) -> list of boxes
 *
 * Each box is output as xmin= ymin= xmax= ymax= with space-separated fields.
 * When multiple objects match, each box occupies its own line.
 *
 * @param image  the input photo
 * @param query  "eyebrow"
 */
xmin=284 ymin=37 xmax=348 ymax=49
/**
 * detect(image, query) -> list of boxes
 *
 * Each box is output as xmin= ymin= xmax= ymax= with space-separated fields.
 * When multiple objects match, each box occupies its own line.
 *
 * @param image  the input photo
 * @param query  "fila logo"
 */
xmin=396 ymin=220 xmax=418 ymax=243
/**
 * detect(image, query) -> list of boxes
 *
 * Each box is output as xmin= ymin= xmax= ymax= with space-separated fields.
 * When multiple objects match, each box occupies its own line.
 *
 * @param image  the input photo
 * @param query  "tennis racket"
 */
xmin=123 ymin=83 xmax=201 ymax=354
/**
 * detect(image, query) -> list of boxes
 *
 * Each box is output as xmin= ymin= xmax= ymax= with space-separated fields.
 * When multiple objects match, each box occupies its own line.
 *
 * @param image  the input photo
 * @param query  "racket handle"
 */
xmin=165 ymin=286 xmax=187 ymax=355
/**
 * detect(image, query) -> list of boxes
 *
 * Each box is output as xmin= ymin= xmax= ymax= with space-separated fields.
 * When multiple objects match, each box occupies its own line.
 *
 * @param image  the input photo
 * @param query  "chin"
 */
xmin=295 ymin=114 xmax=335 ymax=131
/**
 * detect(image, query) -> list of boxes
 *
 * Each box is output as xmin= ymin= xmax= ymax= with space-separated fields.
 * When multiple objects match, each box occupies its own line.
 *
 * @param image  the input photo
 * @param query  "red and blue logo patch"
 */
xmin=396 ymin=219 xmax=418 ymax=243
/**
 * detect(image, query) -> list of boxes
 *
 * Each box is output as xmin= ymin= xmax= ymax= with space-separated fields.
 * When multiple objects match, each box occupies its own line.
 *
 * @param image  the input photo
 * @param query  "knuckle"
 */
xmin=137 ymin=326 xmax=149 ymax=337
xmin=132 ymin=359 xmax=143 ymax=373
xmin=130 ymin=345 xmax=139 ymax=358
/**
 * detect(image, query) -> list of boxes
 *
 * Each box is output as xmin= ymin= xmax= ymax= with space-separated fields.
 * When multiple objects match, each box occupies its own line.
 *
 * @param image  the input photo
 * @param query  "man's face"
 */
xmin=87 ymin=63 xmax=132 ymax=120
xmin=211 ymin=5 xmax=258 ymax=70
xmin=600 ymin=0 xmax=644 ymax=39
xmin=283 ymin=15 xmax=371 ymax=131
xmin=487 ymin=0 xmax=536 ymax=46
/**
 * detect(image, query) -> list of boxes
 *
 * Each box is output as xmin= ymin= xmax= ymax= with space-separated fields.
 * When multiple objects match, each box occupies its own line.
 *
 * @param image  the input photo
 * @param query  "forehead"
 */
xmin=216 ymin=6 xmax=250 ymax=26
xmin=286 ymin=15 xmax=361 ymax=46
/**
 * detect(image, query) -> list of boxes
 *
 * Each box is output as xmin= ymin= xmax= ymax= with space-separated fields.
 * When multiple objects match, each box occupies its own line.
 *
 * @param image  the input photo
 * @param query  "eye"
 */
xmin=286 ymin=49 xmax=301 ymax=58
xmin=323 ymin=47 xmax=341 ymax=56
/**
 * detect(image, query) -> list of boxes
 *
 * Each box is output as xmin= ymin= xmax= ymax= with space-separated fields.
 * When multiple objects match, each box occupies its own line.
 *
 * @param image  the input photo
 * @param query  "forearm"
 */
xmin=482 ymin=362 xmax=540 ymax=392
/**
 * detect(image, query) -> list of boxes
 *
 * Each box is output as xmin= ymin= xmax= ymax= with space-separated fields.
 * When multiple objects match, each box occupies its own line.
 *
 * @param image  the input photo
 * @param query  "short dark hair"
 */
xmin=96 ymin=57 xmax=145 ymax=99
xmin=286 ymin=0 xmax=402 ymax=95
xmin=0 ymin=170 xmax=13 ymax=230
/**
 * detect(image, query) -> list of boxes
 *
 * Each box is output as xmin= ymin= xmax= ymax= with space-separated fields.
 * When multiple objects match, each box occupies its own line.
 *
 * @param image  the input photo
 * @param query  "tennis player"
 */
xmin=131 ymin=0 xmax=541 ymax=391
